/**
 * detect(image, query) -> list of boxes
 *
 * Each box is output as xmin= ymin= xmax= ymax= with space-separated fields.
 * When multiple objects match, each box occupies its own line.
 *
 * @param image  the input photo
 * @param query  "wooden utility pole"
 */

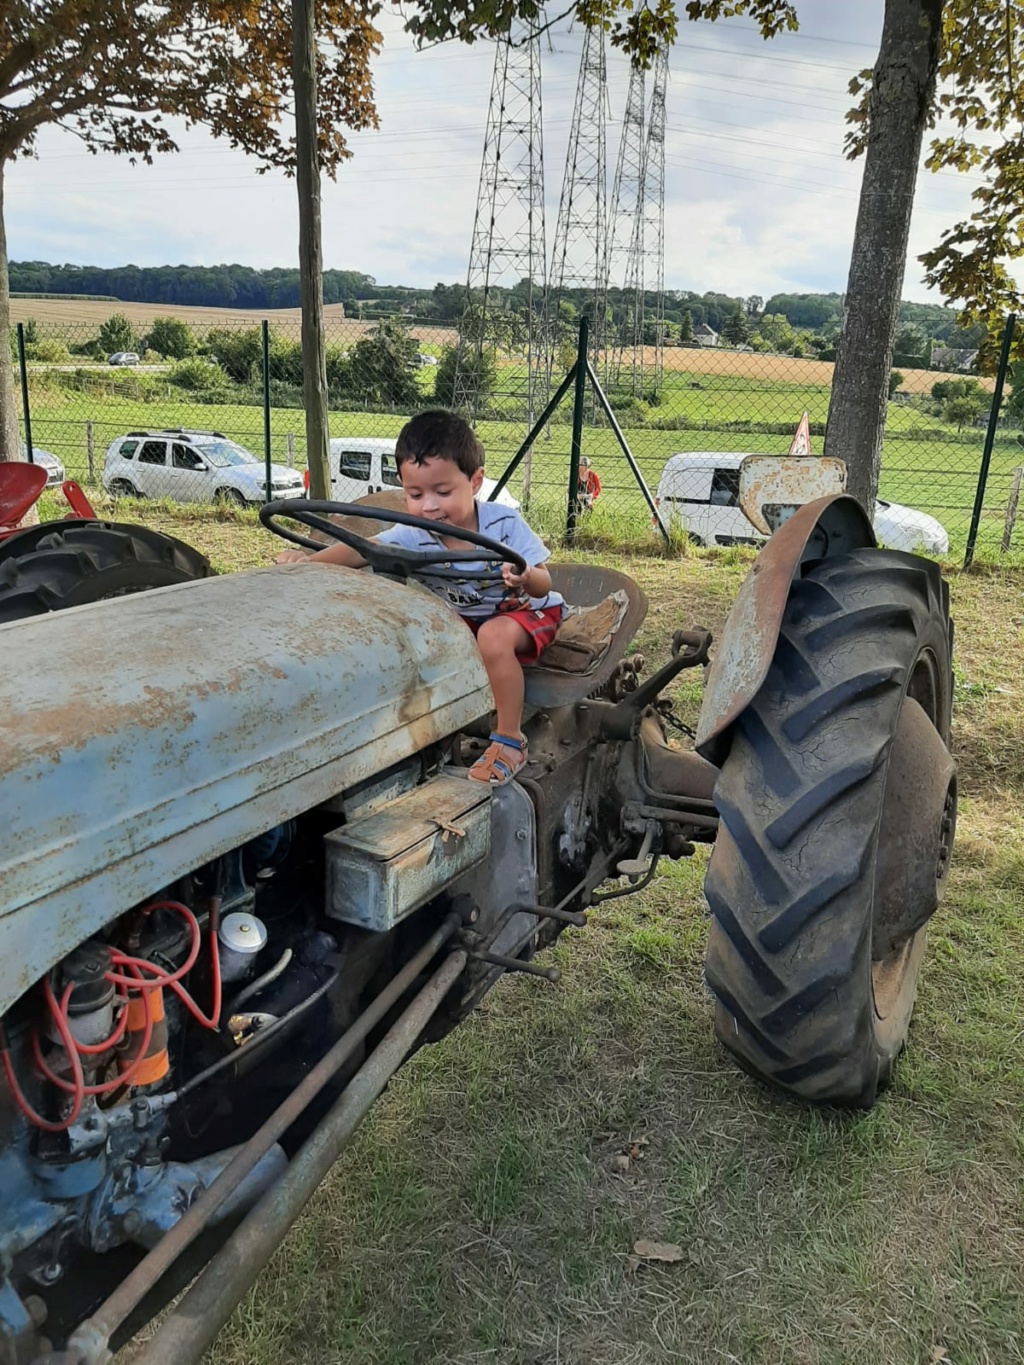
xmin=292 ymin=0 xmax=331 ymax=499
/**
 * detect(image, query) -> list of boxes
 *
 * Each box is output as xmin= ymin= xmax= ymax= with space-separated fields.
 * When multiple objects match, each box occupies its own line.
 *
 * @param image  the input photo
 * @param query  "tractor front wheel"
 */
xmin=0 ymin=521 xmax=212 ymax=625
xmin=703 ymin=548 xmax=955 ymax=1108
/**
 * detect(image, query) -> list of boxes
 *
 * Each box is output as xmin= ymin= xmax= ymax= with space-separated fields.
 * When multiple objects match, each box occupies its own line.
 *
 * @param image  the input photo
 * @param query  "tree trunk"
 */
xmin=292 ymin=0 xmax=331 ymax=501
xmin=0 ymin=160 xmax=23 ymax=465
xmin=824 ymin=0 xmax=943 ymax=512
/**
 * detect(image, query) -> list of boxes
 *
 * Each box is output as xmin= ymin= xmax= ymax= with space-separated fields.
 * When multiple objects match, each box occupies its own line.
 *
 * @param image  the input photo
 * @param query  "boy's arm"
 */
xmin=275 ymin=539 xmax=374 ymax=567
xmin=502 ymin=562 xmax=551 ymax=596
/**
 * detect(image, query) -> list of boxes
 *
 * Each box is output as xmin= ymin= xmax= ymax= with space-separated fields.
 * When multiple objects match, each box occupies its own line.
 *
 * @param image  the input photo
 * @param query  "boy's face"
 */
xmin=398 ymin=456 xmax=484 ymax=530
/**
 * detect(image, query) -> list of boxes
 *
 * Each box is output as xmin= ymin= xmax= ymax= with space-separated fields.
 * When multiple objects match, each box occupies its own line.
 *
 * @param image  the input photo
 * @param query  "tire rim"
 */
xmin=871 ymin=648 xmax=957 ymax=1033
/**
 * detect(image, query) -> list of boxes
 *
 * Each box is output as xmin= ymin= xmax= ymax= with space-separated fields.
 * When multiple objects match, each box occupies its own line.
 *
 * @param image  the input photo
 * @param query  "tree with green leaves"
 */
xmin=720 ymin=304 xmax=749 ymax=346
xmin=97 ymin=314 xmax=137 ymax=356
xmin=343 ymin=317 xmax=422 ymax=407
xmin=146 ymin=317 xmax=196 ymax=359
xmin=0 ymin=0 xmax=380 ymax=466
xmin=433 ymin=344 xmax=497 ymax=410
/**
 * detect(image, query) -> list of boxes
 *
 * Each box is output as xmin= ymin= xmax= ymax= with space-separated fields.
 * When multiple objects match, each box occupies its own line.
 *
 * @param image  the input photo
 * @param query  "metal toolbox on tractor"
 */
xmin=324 ymin=774 xmax=491 ymax=931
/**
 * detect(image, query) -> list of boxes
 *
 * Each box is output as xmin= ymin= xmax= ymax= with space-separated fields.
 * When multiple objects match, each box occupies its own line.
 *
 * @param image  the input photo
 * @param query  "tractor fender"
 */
xmin=695 ymin=495 xmax=875 ymax=767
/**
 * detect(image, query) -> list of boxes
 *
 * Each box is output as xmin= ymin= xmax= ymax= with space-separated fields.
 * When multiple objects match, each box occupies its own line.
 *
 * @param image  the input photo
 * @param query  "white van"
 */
xmin=322 ymin=436 xmax=519 ymax=508
xmin=654 ymin=452 xmax=949 ymax=555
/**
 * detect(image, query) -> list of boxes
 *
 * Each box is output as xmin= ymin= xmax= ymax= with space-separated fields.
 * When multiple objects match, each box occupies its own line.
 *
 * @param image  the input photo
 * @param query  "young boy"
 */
xmin=276 ymin=410 xmax=565 ymax=784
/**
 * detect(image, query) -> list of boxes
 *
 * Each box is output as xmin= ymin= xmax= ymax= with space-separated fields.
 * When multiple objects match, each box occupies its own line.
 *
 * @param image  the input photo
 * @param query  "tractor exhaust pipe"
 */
xmin=130 ymin=948 xmax=466 ymax=1365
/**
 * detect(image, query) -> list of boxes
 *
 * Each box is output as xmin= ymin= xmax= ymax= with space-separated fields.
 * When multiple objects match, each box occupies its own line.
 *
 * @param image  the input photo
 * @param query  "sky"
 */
xmin=2 ymin=1 xmax=994 ymax=305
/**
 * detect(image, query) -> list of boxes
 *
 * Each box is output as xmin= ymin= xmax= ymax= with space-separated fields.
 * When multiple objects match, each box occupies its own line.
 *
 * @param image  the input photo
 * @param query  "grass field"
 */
xmin=23 ymin=375 xmax=1024 ymax=561
xmin=112 ymin=506 xmax=1024 ymax=1365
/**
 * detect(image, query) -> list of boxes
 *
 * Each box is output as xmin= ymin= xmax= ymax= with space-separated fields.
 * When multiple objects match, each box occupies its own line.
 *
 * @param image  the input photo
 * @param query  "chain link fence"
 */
xmin=11 ymin=307 xmax=1022 ymax=562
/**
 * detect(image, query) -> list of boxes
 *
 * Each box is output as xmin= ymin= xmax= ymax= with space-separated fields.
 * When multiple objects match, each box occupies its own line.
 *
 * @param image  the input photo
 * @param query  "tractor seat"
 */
xmin=523 ymin=563 xmax=647 ymax=707
xmin=0 ymin=462 xmax=48 ymax=532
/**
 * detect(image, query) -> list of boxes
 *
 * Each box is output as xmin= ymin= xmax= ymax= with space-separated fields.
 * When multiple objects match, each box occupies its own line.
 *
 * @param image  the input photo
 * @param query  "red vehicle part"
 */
xmin=0 ymin=462 xmax=47 ymax=538
xmin=0 ymin=463 xmax=97 ymax=541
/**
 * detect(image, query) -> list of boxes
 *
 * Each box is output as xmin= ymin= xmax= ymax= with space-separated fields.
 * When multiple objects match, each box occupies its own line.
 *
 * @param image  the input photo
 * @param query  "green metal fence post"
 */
xmin=16 ymin=323 xmax=33 ymax=464
xmin=964 ymin=314 xmax=1016 ymax=569
xmin=565 ymin=317 xmax=589 ymax=543
xmin=262 ymin=320 xmax=272 ymax=504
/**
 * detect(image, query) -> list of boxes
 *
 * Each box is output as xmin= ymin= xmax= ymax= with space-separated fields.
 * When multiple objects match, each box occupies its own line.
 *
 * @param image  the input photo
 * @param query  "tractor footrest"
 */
xmin=325 ymin=775 xmax=491 ymax=931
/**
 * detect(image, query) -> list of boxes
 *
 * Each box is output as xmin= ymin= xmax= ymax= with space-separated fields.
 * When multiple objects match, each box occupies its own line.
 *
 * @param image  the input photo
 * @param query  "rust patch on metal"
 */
xmin=738 ymin=456 xmax=847 ymax=535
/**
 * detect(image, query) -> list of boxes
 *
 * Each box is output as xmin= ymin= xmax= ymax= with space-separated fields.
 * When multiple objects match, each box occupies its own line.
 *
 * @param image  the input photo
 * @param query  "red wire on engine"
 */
xmin=2 ymin=899 xmax=222 ymax=1127
xmin=0 ymin=983 xmax=85 ymax=1132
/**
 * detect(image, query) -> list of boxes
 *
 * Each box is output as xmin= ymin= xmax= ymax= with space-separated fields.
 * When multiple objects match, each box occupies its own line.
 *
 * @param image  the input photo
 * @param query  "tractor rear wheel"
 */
xmin=0 ymin=520 xmax=211 ymax=624
xmin=703 ymin=548 xmax=955 ymax=1108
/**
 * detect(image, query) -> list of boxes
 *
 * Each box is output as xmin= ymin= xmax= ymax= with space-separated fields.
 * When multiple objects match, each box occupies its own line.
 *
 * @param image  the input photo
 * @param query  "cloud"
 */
xmin=2 ymin=0 xmax=998 ymax=304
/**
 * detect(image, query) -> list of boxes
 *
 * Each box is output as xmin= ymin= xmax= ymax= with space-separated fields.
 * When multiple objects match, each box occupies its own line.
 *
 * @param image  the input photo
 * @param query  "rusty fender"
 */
xmin=695 ymin=495 xmax=875 ymax=768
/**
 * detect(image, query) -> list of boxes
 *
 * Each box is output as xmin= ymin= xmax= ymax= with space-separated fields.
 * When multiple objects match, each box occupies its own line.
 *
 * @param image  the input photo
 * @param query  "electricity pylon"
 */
xmin=453 ymin=22 xmax=548 ymax=429
xmin=549 ymin=25 xmax=608 ymax=371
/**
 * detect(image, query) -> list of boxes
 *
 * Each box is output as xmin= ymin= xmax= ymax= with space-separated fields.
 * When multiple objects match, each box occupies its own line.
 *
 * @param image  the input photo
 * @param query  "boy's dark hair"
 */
xmin=394 ymin=409 xmax=483 ymax=477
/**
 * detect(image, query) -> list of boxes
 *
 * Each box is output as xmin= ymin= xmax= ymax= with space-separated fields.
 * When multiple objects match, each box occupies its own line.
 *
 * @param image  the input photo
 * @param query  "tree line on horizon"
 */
xmin=8 ymin=261 xmax=983 ymax=356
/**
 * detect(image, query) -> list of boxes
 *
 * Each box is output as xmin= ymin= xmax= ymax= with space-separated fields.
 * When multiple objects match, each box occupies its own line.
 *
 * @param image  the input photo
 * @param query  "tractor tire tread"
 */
xmin=703 ymin=548 xmax=951 ymax=1108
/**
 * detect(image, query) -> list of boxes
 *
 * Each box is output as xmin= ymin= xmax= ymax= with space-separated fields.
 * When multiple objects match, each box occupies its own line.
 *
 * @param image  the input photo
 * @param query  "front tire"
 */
xmin=216 ymin=487 xmax=248 ymax=508
xmin=703 ymin=548 xmax=955 ymax=1108
xmin=0 ymin=521 xmax=212 ymax=624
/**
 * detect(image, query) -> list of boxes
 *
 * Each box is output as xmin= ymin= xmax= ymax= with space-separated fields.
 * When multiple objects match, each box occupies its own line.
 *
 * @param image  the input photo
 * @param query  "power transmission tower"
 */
xmin=608 ymin=46 xmax=674 ymax=395
xmin=639 ymin=43 xmax=669 ymax=393
xmin=607 ymin=62 xmax=646 ymax=392
xmin=549 ymin=25 xmax=608 ymax=371
xmin=453 ymin=22 xmax=548 ymax=430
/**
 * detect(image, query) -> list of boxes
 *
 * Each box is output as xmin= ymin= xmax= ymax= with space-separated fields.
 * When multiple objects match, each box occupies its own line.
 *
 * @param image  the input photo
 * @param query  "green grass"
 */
xmin=112 ymin=508 xmax=1024 ymax=1365
xmin=21 ymin=370 xmax=1024 ymax=561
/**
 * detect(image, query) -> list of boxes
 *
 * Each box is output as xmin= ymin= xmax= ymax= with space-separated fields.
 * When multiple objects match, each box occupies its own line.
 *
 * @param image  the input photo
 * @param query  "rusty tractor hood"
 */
xmin=0 ymin=564 xmax=490 ymax=1014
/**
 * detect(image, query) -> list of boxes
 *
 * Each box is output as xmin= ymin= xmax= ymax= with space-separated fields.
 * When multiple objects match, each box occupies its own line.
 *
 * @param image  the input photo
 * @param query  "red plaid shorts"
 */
xmin=463 ymin=605 xmax=564 ymax=664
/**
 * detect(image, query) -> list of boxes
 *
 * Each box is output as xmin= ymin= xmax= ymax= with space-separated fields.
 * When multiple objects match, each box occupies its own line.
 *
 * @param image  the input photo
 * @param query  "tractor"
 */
xmin=0 ymin=455 xmax=956 ymax=1365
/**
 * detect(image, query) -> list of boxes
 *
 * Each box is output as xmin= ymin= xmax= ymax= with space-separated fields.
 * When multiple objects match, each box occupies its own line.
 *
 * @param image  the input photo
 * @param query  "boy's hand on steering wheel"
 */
xmin=501 ymin=562 xmax=531 ymax=591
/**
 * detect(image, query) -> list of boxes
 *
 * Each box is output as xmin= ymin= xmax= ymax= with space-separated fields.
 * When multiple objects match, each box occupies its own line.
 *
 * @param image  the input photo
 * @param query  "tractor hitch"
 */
xmin=598 ymin=629 xmax=713 ymax=740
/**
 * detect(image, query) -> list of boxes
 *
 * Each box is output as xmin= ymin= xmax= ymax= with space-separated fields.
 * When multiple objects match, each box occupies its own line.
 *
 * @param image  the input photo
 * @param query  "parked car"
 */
xmin=102 ymin=430 xmax=306 ymax=506
xmin=322 ymin=436 xmax=518 ymax=508
xmin=654 ymin=452 xmax=949 ymax=555
xmin=21 ymin=444 xmax=65 ymax=487
xmin=107 ymin=352 xmax=141 ymax=367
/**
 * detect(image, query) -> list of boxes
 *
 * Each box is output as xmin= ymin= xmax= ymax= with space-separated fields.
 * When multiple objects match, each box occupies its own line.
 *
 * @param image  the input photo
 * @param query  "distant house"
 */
xmin=693 ymin=323 xmax=719 ymax=348
xmin=932 ymin=347 xmax=978 ymax=373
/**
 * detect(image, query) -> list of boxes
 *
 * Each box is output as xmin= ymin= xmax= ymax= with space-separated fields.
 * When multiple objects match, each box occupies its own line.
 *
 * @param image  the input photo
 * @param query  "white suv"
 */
xmin=102 ymin=430 xmax=306 ymax=506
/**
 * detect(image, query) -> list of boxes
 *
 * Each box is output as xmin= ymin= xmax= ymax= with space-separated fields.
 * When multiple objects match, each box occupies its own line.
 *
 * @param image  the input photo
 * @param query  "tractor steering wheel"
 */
xmin=260 ymin=499 xmax=527 ymax=581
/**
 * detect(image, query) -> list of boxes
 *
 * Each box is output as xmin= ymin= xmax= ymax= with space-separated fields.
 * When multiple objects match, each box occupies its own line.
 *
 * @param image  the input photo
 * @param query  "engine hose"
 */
xmin=175 ymin=968 xmax=340 ymax=1102
xmin=224 ymin=948 xmax=293 ymax=1017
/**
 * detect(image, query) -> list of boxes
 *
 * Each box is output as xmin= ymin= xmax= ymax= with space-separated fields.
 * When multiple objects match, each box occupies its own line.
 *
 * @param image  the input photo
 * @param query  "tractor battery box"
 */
xmin=324 ymin=774 xmax=491 ymax=931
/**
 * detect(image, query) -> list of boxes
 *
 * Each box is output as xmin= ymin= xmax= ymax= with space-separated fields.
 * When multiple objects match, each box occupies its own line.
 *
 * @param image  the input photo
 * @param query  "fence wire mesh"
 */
xmin=11 ymin=307 xmax=1022 ymax=562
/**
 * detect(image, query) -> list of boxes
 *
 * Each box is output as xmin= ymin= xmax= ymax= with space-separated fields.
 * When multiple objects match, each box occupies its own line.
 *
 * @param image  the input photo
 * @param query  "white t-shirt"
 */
xmin=376 ymin=500 xmax=566 ymax=622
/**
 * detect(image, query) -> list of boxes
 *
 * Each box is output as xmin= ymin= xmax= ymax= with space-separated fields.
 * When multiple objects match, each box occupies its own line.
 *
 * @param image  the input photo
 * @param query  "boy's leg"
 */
xmin=474 ymin=615 xmax=531 ymax=749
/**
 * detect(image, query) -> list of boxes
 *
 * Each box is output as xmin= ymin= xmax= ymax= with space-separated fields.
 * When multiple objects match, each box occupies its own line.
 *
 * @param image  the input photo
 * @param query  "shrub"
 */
xmin=26 ymin=339 xmax=70 ymax=363
xmin=169 ymin=357 xmax=229 ymax=391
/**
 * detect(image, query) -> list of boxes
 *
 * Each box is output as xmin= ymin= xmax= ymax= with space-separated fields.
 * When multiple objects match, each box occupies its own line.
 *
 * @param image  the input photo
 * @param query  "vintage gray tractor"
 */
xmin=0 ymin=470 xmax=956 ymax=1365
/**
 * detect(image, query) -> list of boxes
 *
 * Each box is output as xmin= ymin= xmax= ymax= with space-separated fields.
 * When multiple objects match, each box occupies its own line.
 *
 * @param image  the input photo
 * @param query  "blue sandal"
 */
xmin=468 ymin=732 xmax=528 ymax=785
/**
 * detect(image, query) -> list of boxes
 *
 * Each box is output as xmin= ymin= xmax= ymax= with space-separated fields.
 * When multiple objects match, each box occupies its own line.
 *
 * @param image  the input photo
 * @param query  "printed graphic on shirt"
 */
xmin=376 ymin=502 xmax=566 ymax=621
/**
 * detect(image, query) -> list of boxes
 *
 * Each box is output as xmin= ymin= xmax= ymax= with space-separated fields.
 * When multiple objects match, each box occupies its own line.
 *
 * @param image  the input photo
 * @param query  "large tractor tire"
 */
xmin=0 ymin=520 xmax=211 ymax=624
xmin=703 ymin=548 xmax=956 ymax=1108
